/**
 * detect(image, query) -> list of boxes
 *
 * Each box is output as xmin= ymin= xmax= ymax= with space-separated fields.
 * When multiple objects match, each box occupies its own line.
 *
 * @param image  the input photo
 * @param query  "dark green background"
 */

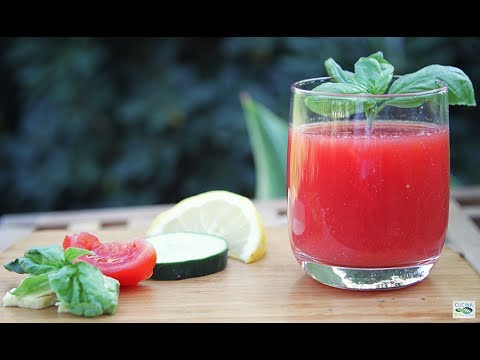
xmin=1 ymin=37 xmax=478 ymax=215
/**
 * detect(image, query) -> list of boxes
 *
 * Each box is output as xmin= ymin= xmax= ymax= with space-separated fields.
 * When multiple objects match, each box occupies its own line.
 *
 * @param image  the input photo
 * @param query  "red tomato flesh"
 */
xmin=63 ymin=232 xmax=157 ymax=286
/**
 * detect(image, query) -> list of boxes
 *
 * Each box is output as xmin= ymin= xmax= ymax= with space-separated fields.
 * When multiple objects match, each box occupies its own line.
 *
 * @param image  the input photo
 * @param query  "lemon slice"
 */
xmin=146 ymin=190 xmax=266 ymax=263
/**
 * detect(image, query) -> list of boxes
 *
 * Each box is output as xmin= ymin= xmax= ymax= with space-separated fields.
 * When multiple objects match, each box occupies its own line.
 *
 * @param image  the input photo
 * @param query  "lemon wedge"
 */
xmin=146 ymin=190 xmax=266 ymax=263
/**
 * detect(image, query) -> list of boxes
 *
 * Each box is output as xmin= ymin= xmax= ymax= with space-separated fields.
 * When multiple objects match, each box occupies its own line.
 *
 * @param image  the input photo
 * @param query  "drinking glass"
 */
xmin=287 ymin=77 xmax=449 ymax=290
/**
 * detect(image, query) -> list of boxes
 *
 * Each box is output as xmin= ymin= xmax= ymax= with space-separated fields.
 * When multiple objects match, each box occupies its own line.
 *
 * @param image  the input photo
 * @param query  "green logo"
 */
xmin=455 ymin=306 xmax=473 ymax=315
xmin=453 ymin=301 xmax=475 ymax=318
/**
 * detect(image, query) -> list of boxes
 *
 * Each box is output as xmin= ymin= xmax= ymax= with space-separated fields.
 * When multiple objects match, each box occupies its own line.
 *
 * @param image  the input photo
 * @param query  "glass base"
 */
xmin=300 ymin=259 xmax=437 ymax=290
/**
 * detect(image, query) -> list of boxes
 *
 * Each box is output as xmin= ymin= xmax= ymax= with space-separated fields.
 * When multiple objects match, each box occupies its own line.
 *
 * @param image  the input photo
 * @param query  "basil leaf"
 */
xmin=4 ymin=257 xmax=60 ymax=275
xmin=389 ymin=64 xmax=476 ymax=106
xmin=325 ymin=58 xmax=355 ymax=83
xmin=354 ymin=52 xmax=394 ymax=94
xmin=360 ymin=51 xmax=393 ymax=69
xmin=382 ymin=91 xmax=440 ymax=109
xmin=49 ymin=262 xmax=119 ymax=317
xmin=4 ymin=245 xmax=67 ymax=275
xmin=24 ymin=245 xmax=67 ymax=268
xmin=305 ymin=82 xmax=373 ymax=118
xmin=353 ymin=58 xmax=382 ymax=92
xmin=4 ymin=259 xmax=27 ymax=274
xmin=310 ymin=82 xmax=367 ymax=95
xmin=11 ymin=273 xmax=52 ymax=297
xmin=64 ymin=247 xmax=93 ymax=263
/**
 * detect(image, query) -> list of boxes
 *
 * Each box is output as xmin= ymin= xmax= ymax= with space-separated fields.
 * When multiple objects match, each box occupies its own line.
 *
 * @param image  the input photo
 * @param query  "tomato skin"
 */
xmin=63 ymin=232 xmax=101 ymax=250
xmin=63 ymin=232 xmax=157 ymax=286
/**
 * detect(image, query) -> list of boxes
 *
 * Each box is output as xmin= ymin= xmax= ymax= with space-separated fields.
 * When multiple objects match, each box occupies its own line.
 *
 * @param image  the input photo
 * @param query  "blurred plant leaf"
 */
xmin=240 ymin=92 xmax=288 ymax=199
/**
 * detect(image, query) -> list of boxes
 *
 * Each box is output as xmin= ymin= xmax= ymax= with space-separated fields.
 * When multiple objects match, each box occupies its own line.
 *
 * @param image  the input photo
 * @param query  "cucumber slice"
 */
xmin=147 ymin=232 xmax=228 ymax=280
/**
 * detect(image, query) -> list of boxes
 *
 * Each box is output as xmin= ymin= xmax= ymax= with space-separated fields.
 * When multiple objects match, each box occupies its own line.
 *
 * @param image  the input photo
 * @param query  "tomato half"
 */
xmin=63 ymin=232 xmax=157 ymax=286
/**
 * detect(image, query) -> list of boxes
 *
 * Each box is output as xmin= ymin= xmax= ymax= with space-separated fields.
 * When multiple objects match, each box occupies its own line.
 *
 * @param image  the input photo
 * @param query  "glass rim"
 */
xmin=291 ymin=76 xmax=449 ymax=99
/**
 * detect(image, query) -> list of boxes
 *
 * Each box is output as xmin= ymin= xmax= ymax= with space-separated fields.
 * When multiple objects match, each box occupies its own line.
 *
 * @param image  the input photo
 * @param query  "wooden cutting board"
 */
xmin=0 ymin=227 xmax=479 ymax=323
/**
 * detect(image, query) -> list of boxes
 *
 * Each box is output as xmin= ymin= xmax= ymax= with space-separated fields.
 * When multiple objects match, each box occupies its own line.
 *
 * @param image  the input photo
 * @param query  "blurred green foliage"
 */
xmin=0 ymin=37 xmax=478 ymax=215
xmin=241 ymin=92 xmax=288 ymax=199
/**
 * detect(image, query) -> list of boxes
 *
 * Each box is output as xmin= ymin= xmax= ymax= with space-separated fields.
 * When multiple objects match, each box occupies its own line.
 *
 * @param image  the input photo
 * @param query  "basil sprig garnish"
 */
xmin=4 ymin=245 xmax=119 ymax=317
xmin=306 ymin=51 xmax=476 ymax=122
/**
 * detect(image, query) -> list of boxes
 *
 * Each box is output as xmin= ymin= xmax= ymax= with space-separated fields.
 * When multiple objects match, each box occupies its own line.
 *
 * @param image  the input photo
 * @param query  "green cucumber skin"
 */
xmin=150 ymin=249 xmax=228 ymax=281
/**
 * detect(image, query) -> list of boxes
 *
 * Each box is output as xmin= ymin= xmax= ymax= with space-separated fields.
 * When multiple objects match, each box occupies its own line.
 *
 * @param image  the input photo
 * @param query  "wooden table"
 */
xmin=0 ymin=187 xmax=479 ymax=323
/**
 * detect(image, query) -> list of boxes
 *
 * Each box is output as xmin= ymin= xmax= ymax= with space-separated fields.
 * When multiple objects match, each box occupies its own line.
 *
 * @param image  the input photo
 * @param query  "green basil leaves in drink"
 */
xmin=324 ymin=58 xmax=355 ymax=84
xmin=305 ymin=82 xmax=372 ymax=119
xmin=313 ymin=51 xmax=393 ymax=95
xmin=353 ymin=52 xmax=394 ymax=94
xmin=389 ymin=64 xmax=476 ymax=106
xmin=305 ymin=51 xmax=476 ymax=121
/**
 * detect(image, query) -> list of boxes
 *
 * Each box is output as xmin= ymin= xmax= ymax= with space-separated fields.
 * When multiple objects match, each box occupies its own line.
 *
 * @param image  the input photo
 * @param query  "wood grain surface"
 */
xmin=0 ymin=227 xmax=479 ymax=323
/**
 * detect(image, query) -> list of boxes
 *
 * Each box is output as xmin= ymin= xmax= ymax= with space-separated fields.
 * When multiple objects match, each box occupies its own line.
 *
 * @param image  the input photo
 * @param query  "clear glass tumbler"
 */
xmin=287 ymin=77 xmax=449 ymax=290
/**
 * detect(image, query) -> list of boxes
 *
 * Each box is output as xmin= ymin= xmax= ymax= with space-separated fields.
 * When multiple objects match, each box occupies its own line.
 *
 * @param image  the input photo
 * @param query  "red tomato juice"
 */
xmin=287 ymin=120 xmax=450 ymax=268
